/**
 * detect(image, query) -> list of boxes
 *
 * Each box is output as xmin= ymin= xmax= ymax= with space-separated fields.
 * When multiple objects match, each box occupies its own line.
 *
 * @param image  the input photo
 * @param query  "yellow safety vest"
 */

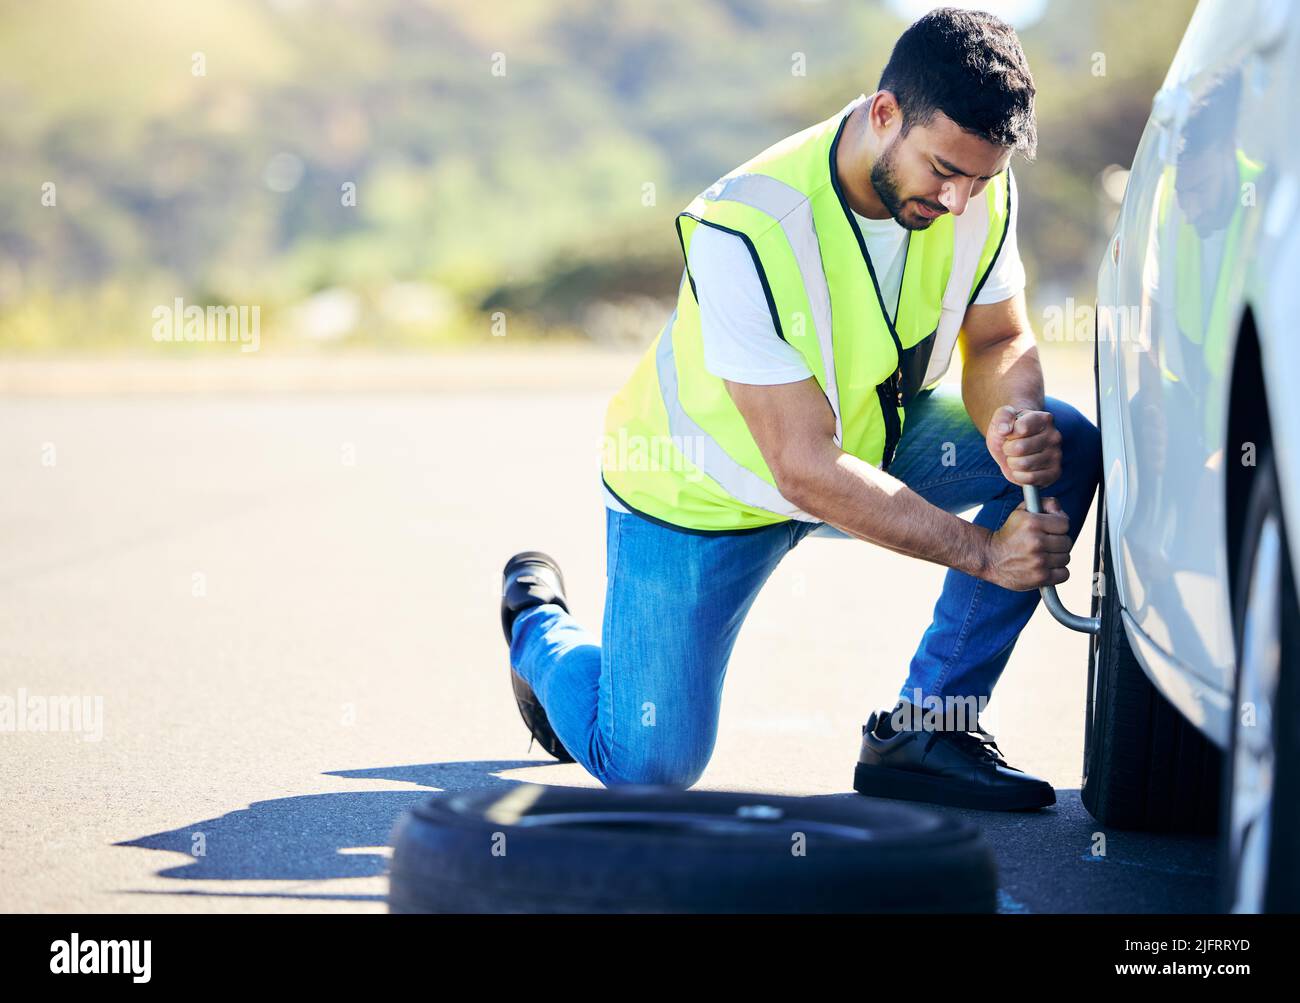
xmin=602 ymin=95 xmax=1012 ymax=532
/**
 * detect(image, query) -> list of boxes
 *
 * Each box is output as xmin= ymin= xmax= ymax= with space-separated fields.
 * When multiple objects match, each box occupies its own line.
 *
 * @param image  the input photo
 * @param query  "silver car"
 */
xmin=1085 ymin=0 xmax=1298 ymax=913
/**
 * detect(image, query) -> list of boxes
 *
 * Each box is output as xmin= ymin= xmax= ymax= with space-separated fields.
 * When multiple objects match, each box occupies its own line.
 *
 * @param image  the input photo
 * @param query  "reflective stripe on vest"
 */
xmin=921 ymin=174 xmax=997 ymax=389
xmin=654 ymin=302 xmax=818 ymax=521
xmin=700 ymin=172 xmax=843 ymax=448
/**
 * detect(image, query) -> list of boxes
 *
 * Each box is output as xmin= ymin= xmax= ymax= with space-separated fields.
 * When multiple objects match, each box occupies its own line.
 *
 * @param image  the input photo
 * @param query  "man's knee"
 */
xmin=599 ymin=743 xmax=712 ymax=789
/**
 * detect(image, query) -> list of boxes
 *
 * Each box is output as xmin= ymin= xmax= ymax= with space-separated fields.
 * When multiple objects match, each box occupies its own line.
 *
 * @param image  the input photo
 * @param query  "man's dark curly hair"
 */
xmin=878 ymin=7 xmax=1037 ymax=160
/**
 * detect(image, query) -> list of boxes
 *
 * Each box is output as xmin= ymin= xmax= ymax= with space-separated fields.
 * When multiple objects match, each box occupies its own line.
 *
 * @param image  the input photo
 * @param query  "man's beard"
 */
xmin=869 ymin=135 xmax=936 ymax=231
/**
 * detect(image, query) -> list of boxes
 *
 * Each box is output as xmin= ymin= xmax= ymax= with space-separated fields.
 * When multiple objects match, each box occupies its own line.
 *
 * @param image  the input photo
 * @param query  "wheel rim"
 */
xmin=1229 ymin=512 xmax=1282 ymax=913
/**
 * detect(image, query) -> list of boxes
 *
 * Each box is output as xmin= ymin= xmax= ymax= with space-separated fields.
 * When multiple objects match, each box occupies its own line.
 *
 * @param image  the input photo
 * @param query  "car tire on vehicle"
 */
xmin=1080 ymin=478 xmax=1222 ymax=833
xmin=1218 ymin=449 xmax=1300 ymax=912
xmin=388 ymin=784 xmax=997 ymax=913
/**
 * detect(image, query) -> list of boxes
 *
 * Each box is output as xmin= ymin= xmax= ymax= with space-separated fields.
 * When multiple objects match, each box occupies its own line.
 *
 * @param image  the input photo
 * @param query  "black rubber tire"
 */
xmin=388 ymin=785 xmax=997 ymax=913
xmin=1217 ymin=451 xmax=1300 ymax=912
xmin=1080 ymin=477 xmax=1222 ymax=832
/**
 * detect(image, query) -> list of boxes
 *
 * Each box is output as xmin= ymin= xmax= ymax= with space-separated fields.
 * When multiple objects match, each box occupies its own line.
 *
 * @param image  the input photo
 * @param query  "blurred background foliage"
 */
xmin=0 ymin=0 xmax=1197 ymax=354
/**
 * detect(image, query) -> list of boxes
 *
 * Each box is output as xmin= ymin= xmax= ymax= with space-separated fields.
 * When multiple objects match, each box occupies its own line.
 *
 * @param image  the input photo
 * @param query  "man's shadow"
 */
xmin=115 ymin=759 xmax=548 ymax=895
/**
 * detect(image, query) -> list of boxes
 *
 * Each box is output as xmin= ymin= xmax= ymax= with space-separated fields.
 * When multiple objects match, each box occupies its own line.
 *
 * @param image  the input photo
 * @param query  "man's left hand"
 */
xmin=985 ymin=405 xmax=1061 ymax=488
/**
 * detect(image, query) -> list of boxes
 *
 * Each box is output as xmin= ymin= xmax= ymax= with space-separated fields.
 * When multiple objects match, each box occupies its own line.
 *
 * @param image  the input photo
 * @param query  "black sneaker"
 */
xmin=853 ymin=703 xmax=1055 ymax=811
xmin=501 ymin=551 xmax=575 ymax=763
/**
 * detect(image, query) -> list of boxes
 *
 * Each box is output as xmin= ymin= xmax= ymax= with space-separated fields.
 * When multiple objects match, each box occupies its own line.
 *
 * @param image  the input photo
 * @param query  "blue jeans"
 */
xmin=510 ymin=385 xmax=1101 ymax=788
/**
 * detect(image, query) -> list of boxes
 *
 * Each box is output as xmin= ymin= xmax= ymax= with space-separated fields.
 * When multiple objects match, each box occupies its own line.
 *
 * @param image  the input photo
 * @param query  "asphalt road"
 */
xmin=0 ymin=349 xmax=1219 ymax=912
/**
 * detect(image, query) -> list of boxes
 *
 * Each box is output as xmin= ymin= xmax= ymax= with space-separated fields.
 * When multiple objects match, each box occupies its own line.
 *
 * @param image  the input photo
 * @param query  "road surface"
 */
xmin=0 ymin=348 xmax=1218 ymax=912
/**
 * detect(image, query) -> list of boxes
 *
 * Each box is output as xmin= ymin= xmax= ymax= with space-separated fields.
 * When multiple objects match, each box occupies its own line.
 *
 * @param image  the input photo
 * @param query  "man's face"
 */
xmin=870 ymin=107 xmax=1013 ymax=231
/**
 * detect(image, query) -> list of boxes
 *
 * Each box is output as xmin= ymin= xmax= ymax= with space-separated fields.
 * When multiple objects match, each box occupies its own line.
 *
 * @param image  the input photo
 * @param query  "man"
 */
xmin=499 ymin=8 xmax=1101 ymax=811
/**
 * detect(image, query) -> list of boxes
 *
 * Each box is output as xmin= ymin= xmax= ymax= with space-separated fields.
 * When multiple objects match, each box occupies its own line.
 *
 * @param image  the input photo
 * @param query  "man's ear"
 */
xmin=870 ymin=90 xmax=902 ymax=133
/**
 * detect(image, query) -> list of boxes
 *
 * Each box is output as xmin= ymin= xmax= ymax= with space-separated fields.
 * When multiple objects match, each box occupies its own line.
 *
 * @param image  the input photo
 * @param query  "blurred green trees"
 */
xmin=0 ymin=0 xmax=1196 ymax=353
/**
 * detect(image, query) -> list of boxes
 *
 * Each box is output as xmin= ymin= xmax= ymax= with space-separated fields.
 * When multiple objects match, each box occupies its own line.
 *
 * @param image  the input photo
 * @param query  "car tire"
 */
xmin=388 ymin=785 xmax=997 ymax=913
xmin=1080 ymin=477 xmax=1222 ymax=832
xmin=1218 ymin=449 xmax=1300 ymax=912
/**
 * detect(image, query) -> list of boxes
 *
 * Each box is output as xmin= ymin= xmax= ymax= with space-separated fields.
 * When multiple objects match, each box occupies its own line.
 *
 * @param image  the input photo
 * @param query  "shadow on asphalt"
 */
xmin=826 ymin=788 xmax=1219 ymax=913
xmin=115 ymin=759 xmax=547 ymax=895
xmin=117 ymin=766 xmax=1220 ymax=912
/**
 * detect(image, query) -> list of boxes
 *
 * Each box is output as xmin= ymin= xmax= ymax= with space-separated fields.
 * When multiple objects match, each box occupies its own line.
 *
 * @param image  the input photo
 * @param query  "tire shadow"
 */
xmin=801 ymin=788 xmax=1220 ymax=913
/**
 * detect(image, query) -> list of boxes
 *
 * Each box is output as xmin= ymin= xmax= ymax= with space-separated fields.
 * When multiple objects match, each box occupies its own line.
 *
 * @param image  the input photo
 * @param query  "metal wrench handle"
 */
xmin=1022 ymin=484 xmax=1102 ymax=634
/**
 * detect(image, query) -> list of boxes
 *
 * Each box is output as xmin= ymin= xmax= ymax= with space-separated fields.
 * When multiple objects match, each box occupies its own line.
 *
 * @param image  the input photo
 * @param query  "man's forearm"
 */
xmin=779 ymin=330 xmax=1044 ymax=580
xmin=784 ymin=442 xmax=991 ymax=579
xmin=961 ymin=329 xmax=1045 ymax=435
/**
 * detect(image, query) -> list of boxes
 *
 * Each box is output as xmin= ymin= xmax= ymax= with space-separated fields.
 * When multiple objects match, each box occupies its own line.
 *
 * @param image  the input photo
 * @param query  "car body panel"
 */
xmin=1094 ymin=0 xmax=1300 ymax=750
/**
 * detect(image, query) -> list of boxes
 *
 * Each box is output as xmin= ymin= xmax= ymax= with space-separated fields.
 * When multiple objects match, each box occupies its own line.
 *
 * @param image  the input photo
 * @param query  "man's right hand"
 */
xmin=981 ymin=497 xmax=1071 ymax=591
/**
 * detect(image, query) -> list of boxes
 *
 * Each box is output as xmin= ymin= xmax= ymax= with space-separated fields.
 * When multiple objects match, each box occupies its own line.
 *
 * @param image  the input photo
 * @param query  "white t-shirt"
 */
xmin=692 ymin=172 xmax=1025 ymax=385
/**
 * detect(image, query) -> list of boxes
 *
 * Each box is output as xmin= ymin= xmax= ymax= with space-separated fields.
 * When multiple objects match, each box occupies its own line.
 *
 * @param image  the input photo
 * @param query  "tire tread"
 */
xmin=1081 ymin=500 xmax=1222 ymax=833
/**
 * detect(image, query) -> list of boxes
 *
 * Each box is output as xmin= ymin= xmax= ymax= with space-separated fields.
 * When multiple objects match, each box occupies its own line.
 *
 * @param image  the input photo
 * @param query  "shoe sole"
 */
xmin=501 ymin=551 xmax=569 ymax=645
xmin=502 ymin=551 xmax=567 ymax=596
xmin=502 ymin=551 xmax=575 ymax=764
xmin=854 ymin=761 xmax=1055 ymax=812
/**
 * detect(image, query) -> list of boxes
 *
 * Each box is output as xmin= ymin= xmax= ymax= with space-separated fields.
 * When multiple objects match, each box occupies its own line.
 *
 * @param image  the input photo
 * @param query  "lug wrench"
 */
xmin=1022 ymin=484 xmax=1101 ymax=634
